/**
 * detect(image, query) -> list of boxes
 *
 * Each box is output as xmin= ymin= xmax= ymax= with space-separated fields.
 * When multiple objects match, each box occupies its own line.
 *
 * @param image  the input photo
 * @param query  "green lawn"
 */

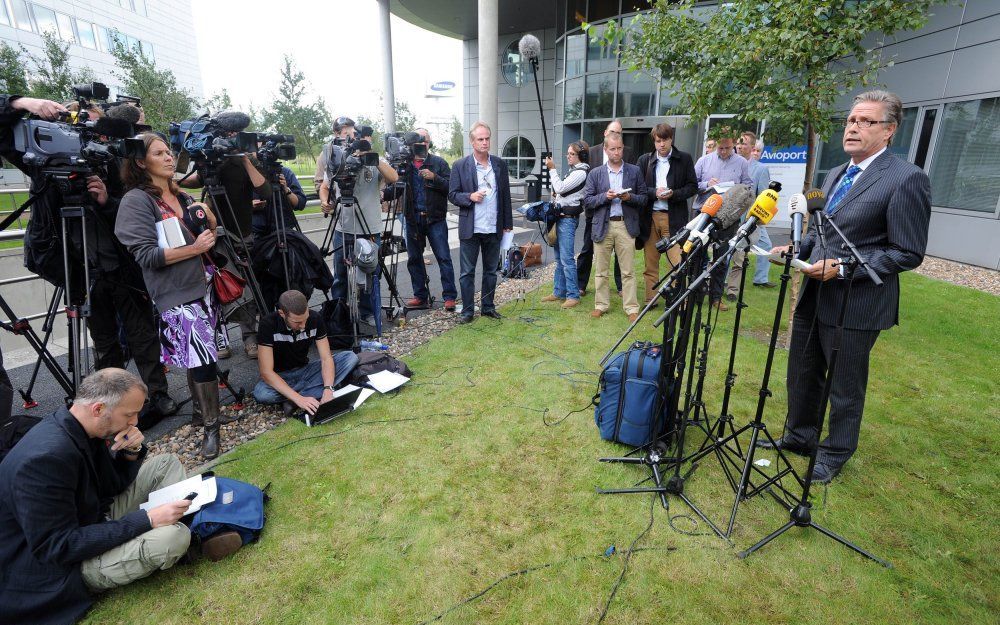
xmin=85 ymin=264 xmax=998 ymax=625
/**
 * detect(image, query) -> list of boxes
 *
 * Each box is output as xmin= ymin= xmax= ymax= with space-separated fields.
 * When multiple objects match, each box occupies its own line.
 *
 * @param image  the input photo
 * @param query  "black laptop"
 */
xmin=296 ymin=387 xmax=364 ymax=427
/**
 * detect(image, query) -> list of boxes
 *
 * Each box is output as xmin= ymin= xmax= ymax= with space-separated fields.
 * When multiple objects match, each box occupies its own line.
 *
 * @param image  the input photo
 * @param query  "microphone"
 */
xmin=93 ymin=116 xmax=134 ymax=139
xmin=726 ymin=181 xmax=781 ymax=248
xmin=788 ymin=192 xmax=807 ymax=256
xmin=215 ymin=111 xmax=251 ymax=133
xmin=518 ymin=34 xmax=542 ymax=62
xmin=683 ymin=184 xmax=751 ymax=253
xmin=656 ymin=193 xmax=721 ymax=253
xmin=105 ymin=103 xmax=141 ymax=125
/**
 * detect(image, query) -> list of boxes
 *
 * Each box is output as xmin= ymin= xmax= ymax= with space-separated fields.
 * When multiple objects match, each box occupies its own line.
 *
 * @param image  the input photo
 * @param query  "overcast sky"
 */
xmin=190 ymin=0 xmax=464 ymax=129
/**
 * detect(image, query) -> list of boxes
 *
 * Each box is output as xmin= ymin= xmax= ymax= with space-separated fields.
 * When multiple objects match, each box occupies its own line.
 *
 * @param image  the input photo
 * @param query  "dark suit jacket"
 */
xmin=588 ymin=143 xmax=636 ymax=168
xmin=635 ymin=148 xmax=698 ymax=245
xmin=383 ymin=153 xmax=452 ymax=223
xmin=448 ymin=154 xmax=514 ymax=240
xmin=0 ymin=408 xmax=152 ymax=625
xmin=798 ymin=150 xmax=931 ymax=331
xmin=583 ymin=162 xmax=648 ymax=245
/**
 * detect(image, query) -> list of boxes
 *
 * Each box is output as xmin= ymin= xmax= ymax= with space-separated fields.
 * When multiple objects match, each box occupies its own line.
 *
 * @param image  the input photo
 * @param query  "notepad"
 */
xmin=155 ymin=217 xmax=186 ymax=249
xmin=140 ymin=475 xmax=216 ymax=515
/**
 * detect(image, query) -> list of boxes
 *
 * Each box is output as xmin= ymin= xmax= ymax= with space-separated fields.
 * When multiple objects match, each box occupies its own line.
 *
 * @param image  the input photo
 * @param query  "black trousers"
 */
xmin=577 ymin=213 xmax=621 ymax=292
xmin=783 ymin=313 xmax=880 ymax=468
xmin=88 ymin=276 xmax=169 ymax=396
xmin=459 ymin=233 xmax=500 ymax=315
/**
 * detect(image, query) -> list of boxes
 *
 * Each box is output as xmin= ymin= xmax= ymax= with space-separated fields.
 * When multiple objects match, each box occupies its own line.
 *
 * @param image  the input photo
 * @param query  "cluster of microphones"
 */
xmin=653 ymin=183 xmax=829 ymax=260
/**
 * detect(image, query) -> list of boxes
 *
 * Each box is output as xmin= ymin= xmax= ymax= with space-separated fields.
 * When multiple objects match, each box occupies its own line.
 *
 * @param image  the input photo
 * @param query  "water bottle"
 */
xmin=359 ymin=339 xmax=389 ymax=352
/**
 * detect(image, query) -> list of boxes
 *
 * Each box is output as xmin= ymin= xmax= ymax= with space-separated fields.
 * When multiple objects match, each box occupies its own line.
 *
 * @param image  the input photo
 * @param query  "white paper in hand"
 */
xmin=750 ymin=245 xmax=811 ymax=271
xmin=140 ymin=475 xmax=216 ymax=515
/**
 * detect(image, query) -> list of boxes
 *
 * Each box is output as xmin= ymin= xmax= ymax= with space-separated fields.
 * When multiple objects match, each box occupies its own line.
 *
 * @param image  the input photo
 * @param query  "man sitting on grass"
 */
xmin=254 ymin=290 xmax=359 ymax=416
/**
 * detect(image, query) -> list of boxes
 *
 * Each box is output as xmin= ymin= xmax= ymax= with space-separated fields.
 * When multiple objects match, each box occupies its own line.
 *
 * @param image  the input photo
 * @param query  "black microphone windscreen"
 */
xmin=518 ymin=34 xmax=542 ymax=61
xmin=105 ymin=103 xmax=141 ymax=125
xmin=215 ymin=111 xmax=251 ymax=132
xmin=94 ymin=116 xmax=134 ymax=139
xmin=716 ymin=184 xmax=753 ymax=228
xmin=804 ymin=187 xmax=826 ymax=213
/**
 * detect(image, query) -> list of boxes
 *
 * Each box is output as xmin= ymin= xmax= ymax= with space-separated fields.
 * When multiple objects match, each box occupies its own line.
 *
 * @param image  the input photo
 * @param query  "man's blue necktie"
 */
xmin=826 ymin=165 xmax=862 ymax=215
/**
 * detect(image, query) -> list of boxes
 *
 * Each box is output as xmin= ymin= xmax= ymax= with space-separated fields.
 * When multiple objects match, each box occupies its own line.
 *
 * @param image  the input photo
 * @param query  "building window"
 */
xmin=564 ymin=77 xmax=583 ymax=122
xmin=502 ymin=136 xmax=537 ymax=179
xmin=76 ymin=19 xmax=97 ymax=49
xmin=585 ymin=72 xmax=615 ymax=119
xmin=56 ymin=12 xmax=75 ymax=43
xmin=95 ymin=25 xmax=112 ymax=52
xmin=140 ymin=40 xmax=154 ymax=61
xmin=31 ymin=4 xmax=57 ymax=35
xmin=928 ymin=97 xmax=1000 ymax=213
xmin=617 ymin=69 xmax=655 ymax=117
xmin=589 ymin=0 xmax=620 ymax=22
xmin=555 ymin=37 xmax=564 ymax=82
xmin=888 ymin=107 xmax=918 ymax=160
xmin=565 ymin=32 xmax=585 ymax=78
xmin=566 ymin=0 xmax=585 ymax=32
xmin=586 ymin=22 xmax=617 ymax=73
xmin=554 ymin=83 xmax=564 ymax=124
xmin=0 ymin=2 xmax=11 ymax=27
xmin=501 ymin=39 xmax=534 ymax=88
xmin=11 ymin=0 xmax=32 ymax=32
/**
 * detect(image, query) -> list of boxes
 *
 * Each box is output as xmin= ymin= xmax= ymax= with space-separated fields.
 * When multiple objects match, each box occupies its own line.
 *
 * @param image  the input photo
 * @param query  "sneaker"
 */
xmin=561 ymin=299 xmax=580 ymax=309
xmin=217 ymin=346 xmax=232 ymax=360
xmin=580 ymin=289 xmax=587 ymax=297
xmin=712 ymin=300 xmax=729 ymax=312
xmin=152 ymin=392 xmax=178 ymax=417
xmin=591 ymin=309 xmax=605 ymax=318
xmin=444 ymin=299 xmax=456 ymax=312
xmin=753 ymin=282 xmax=778 ymax=289
xmin=725 ymin=294 xmax=737 ymax=303
xmin=405 ymin=297 xmax=427 ymax=307
xmin=541 ymin=294 xmax=563 ymax=302
xmin=245 ymin=342 xmax=258 ymax=359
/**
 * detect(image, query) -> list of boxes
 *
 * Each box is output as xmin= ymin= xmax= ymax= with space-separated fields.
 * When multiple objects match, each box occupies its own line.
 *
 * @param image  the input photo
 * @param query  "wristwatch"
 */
xmin=323 ymin=385 xmax=336 ymax=391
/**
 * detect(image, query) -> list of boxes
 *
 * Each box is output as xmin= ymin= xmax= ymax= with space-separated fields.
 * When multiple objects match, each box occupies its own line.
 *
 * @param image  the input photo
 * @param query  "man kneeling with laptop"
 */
xmin=254 ymin=290 xmax=359 ymax=417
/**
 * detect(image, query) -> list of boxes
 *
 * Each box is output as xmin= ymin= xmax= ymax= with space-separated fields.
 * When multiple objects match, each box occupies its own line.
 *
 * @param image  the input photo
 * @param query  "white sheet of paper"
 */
xmin=366 ymin=370 xmax=410 ymax=393
xmin=500 ymin=230 xmax=514 ymax=251
xmin=353 ymin=388 xmax=376 ymax=409
xmin=711 ymin=182 xmax=735 ymax=194
xmin=155 ymin=217 xmax=186 ymax=249
xmin=140 ymin=475 xmax=216 ymax=515
xmin=750 ymin=245 xmax=812 ymax=271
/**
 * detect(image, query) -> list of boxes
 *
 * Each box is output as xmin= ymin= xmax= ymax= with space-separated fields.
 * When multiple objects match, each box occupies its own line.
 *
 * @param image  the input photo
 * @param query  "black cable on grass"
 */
xmin=596 ymin=493 xmax=657 ymax=624
xmin=409 ymin=365 xmax=477 ymax=388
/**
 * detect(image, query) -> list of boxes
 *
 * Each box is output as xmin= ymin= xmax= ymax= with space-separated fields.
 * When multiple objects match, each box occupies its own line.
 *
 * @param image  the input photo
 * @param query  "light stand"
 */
xmin=739 ymin=216 xmax=891 ymax=567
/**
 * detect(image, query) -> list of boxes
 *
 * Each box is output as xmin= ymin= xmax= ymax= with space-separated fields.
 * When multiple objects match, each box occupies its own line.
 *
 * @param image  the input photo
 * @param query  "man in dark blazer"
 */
xmin=636 ymin=122 xmax=698 ymax=303
xmin=579 ymin=120 xmax=636 ymax=295
xmin=0 ymin=369 xmax=199 ymax=625
xmin=760 ymin=90 xmax=932 ymax=483
xmin=447 ymin=121 xmax=513 ymax=323
xmin=583 ymin=132 xmax=647 ymax=321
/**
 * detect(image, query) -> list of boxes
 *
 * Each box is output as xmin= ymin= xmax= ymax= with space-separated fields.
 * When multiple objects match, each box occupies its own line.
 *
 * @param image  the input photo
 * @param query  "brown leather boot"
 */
xmin=187 ymin=370 xmax=202 ymax=427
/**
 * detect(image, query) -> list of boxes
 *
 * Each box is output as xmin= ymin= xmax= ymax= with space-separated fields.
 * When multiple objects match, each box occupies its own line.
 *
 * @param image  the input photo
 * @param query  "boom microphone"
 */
xmin=215 ymin=111 xmax=251 ymax=133
xmin=657 ymin=193 xmax=721 ymax=253
xmin=93 ymin=116 xmax=134 ymax=139
xmin=518 ymin=34 xmax=542 ymax=62
xmin=788 ymin=192 xmax=807 ymax=255
xmin=105 ymin=103 xmax=141 ymax=125
xmin=683 ymin=184 xmax=752 ymax=253
xmin=727 ymin=181 xmax=781 ymax=248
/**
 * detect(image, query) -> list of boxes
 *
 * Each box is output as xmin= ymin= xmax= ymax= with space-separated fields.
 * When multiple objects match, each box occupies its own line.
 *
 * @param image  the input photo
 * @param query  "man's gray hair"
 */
xmin=468 ymin=120 xmax=491 ymax=141
xmin=604 ymin=131 xmax=624 ymax=148
xmin=853 ymin=89 xmax=902 ymax=144
xmin=74 ymin=368 xmax=146 ymax=410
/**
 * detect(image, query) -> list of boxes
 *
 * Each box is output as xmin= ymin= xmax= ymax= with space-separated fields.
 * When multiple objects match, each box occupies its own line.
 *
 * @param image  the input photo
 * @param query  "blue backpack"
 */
xmin=190 ymin=477 xmax=268 ymax=546
xmin=594 ymin=341 xmax=663 ymax=447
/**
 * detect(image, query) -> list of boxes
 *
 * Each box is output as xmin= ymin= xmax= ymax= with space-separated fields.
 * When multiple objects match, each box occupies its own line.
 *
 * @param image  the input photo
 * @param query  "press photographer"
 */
xmin=0 ymin=89 xmax=177 ymax=417
xmin=252 ymin=134 xmax=306 ymax=235
xmin=319 ymin=117 xmax=398 ymax=329
xmin=382 ymin=128 xmax=456 ymax=311
xmin=175 ymin=111 xmax=271 ymax=358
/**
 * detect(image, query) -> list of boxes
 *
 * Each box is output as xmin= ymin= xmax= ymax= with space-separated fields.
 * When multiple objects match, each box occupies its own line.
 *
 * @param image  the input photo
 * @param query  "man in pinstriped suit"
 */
xmin=759 ymin=90 xmax=932 ymax=483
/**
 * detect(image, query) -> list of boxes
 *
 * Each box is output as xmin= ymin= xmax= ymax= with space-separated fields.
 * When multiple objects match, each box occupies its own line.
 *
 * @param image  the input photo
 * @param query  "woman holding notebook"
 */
xmin=115 ymin=132 xmax=229 ymax=459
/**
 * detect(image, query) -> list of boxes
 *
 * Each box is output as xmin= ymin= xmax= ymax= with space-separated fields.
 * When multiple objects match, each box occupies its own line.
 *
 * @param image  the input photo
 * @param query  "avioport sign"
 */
xmin=760 ymin=145 xmax=808 ymax=164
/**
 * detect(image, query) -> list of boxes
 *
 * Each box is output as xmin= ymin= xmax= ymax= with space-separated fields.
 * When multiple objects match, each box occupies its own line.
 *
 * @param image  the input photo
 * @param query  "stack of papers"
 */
xmin=750 ymin=245 xmax=812 ymax=271
xmin=140 ymin=475 xmax=216 ymax=515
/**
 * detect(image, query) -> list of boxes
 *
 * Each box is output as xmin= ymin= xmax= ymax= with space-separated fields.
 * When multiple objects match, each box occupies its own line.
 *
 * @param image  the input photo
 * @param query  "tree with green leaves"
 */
xmin=445 ymin=114 xmax=464 ymax=159
xmin=355 ymin=96 xmax=420 ymax=155
xmin=0 ymin=42 xmax=29 ymax=95
xmin=255 ymin=55 xmax=331 ymax=162
xmin=111 ymin=39 xmax=196 ymax=135
xmin=596 ymin=0 xmax=943 ymax=187
xmin=22 ymin=31 xmax=94 ymax=103
xmin=203 ymin=89 xmax=233 ymax=115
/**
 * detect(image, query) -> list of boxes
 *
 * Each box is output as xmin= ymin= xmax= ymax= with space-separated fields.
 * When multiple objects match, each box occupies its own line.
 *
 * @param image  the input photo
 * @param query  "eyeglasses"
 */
xmin=843 ymin=119 xmax=890 ymax=129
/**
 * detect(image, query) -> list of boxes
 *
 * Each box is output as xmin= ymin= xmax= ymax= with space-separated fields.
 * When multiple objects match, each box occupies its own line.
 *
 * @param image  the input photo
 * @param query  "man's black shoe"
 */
xmin=458 ymin=314 xmax=474 ymax=324
xmin=152 ymin=392 xmax=178 ymax=417
xmin=810 ymin=462 xmax=841 ymax=484
xmin=755 ymin=436 xmax=813 ymax=458
xmin=725 ymin=294 xmax=737 ymax=303
xmin=482 ymin=310 xmax=503 ymax=320
xmin=753 ymin=282 xmax=778 ymax=289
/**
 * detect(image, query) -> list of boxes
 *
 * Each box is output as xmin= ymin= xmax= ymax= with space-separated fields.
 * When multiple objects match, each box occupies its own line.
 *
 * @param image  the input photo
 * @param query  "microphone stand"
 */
xmin=739 ymin=216 xmax=889 ymax=566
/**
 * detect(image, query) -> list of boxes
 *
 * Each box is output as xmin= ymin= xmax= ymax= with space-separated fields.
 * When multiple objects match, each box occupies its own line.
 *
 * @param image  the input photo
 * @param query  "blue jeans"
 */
xmin=406 ymin=215 xmax=457 ymax=302
xmin=459 ymin=233 xmax=501 ymax=316
xmin=552 ymin=217 xmax=579 ymax=299
xmin=252 ymin=351 xmax=360 ymax=404
xmin=753 ymin=226 xmax=773 ymax=284
xmin=331 ymin=230 xmax=381 ymax=323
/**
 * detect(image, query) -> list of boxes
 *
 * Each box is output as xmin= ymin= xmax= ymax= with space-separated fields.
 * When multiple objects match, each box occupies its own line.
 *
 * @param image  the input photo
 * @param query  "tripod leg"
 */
xmin=810 ymin=522 xmax=892 ymax=568
xmin=737 ymin=520 xmax=795 ymax=559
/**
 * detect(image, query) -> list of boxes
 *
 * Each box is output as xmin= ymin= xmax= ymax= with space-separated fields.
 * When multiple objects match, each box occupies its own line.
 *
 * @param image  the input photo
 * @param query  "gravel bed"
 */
xmin=151 ymin=264 xmax=557 ymax=470
xmin=912 ymin=256 xmax=999 ymax=296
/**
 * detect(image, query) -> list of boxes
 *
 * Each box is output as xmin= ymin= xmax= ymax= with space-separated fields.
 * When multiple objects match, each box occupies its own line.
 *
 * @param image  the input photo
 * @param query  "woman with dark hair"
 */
xmin=541 ymin=140 xmax=590 ymax=308
xmin=114 ymin=132 xmax=228 ymax=459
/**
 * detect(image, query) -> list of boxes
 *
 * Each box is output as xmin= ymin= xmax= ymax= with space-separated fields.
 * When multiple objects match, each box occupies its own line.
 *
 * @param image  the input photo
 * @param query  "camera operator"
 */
xmin=318 ymin=118 xmax=399 ymax=328
xmin=314 ymin=116 xmax=356 ymax=195
xmin=382 ymin=128 xmax=456 ymax=311
xmin=251 ymin=165 xmax=307 ymax=236
xmin=178 ymin=112 xmax=271 ymax=358
xmin=0 ymin=94 xmax=177 ymax=417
